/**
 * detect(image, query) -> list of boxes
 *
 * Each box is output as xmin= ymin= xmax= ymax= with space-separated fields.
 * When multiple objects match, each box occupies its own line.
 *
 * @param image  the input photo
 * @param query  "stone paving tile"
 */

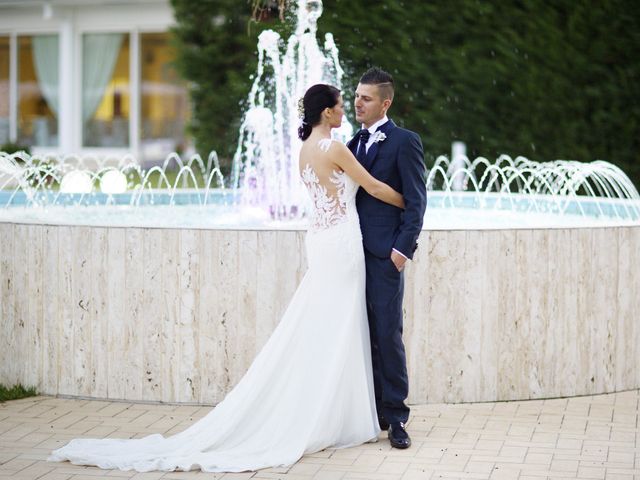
xmin=0 ymin=390 xmax=639 ymax=479
xmin=37 ymin=473 xmax=74 ymax=480
xmin=311 ymin=472 xmax=345 ymax=480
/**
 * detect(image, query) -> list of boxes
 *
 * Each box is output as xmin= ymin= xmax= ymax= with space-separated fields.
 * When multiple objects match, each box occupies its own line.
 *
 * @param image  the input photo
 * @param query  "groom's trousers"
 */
xmin=364 ymin=250 xmax=410 ymax=425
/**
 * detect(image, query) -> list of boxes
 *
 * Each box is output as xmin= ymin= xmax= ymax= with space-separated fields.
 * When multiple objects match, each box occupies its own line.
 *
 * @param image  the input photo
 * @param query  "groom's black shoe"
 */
xmin=378 ymin=414 xmax=389 ymax=431
xmin=388 ymin=422 xmax=411 ymax=449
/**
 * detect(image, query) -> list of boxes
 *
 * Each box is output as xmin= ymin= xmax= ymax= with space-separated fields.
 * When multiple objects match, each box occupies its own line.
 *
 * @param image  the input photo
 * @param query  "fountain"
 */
xmin=1 ymin=149 xmax=639 ymax=228
xmin=230 ymin=0 xmax=352 ymax=219
xmin=0 ymin=0 xmax=638 ymax=225
xmin=1 ymin=0 xmax=639 ymax=406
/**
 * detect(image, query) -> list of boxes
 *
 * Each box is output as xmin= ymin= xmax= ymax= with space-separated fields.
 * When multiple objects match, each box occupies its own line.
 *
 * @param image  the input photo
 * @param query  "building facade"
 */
xmin=0 ymin=0 xmax=190 ymax=165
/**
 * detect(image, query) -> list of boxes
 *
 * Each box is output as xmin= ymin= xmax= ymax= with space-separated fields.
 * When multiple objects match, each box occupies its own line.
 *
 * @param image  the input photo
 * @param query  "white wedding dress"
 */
xmin=49 ymin=139 xmax=380 ymax=473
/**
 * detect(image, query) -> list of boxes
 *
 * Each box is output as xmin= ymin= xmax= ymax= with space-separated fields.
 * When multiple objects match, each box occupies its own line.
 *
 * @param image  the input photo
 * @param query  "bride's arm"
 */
xmin=333 ymin=143 xmax=405 ymax=209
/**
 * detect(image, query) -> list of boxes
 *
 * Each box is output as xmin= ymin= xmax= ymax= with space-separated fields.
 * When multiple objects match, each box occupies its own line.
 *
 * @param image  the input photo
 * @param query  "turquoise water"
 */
xmin=1 ymin=190 xmax=638 ymax=230
xmin=0 ymin=189 xmax=238 ymax=207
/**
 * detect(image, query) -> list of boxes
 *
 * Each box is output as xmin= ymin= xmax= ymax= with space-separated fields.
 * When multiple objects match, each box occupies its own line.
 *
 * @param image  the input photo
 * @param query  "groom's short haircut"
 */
xmin=359 ymin=67 xmax=394 ymax=101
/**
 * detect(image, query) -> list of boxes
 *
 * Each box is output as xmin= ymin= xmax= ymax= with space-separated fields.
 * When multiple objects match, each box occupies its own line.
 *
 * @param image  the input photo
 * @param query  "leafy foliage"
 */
xmin=170 ymin=0 xmax=258 ymax=167
xmin=171 ymin=0 xmax=640 ymax=187
xmin=319 ymin=0 xmax=640 ymax=187
xmin=170 ymin=0 xmax=293 ymax=171
xmin=0 ymin=384 xmax=36 ymax=402
xmin=0 ymin=142 xmax=31 ymax=156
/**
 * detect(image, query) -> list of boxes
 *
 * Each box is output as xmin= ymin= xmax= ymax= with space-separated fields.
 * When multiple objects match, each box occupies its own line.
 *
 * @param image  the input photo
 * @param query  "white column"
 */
xmin=9 ymin=32 xmax=17 ymax=142
xmin=73 ymin=23 xmax=82 ymax=151
xmin=58 ymin=13 xmax=74 ymax=153
xmin=129 ymin=29 xmax=140 ymax=160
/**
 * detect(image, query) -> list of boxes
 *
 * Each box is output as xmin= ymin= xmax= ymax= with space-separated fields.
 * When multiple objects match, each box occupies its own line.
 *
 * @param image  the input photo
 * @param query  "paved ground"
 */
xmin=0 ymin=390 xmax=638 ymax=480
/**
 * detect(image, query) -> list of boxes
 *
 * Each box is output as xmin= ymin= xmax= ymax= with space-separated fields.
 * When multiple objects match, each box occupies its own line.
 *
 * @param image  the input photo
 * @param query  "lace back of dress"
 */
xmin=300 ymin=140 xmax=350 ymax=232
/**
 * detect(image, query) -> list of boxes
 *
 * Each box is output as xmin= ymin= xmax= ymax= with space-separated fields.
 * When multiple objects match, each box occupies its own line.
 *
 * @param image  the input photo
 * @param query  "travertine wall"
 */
xmin=1 ymin=222 xmax=638 ymax=404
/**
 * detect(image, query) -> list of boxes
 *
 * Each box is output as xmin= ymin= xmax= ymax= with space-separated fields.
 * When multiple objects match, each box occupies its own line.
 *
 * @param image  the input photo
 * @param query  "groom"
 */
xmin=348 ymin=67 xmax=427 ymax=449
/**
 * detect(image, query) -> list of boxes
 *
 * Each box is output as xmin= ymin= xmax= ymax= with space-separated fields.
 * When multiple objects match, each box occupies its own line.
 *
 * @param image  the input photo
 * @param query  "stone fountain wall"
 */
xmin=1 ymin=222 xmax=639 ymax=405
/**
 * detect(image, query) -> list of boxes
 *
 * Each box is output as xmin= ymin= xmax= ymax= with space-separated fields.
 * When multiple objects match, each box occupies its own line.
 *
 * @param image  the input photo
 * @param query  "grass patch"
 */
xmin=0 ymin=384 xmax=37 ymax=402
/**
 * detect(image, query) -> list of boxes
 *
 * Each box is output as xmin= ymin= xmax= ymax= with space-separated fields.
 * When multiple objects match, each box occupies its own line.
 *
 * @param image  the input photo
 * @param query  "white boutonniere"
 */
xmin=371 ymin=131 xmax=387 ymax=143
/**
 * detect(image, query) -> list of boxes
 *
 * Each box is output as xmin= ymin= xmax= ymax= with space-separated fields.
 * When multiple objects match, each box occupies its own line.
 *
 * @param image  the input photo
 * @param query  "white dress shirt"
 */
xmin=360 ymin=115 xmax=389 ymax=155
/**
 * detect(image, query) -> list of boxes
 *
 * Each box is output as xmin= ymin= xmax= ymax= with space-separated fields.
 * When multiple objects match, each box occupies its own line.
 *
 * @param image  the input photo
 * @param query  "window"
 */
xmin=0 ymin=26 xmax=189 ymax=155
xmin=0 ymin=36 xmax=9 ymax=144
xmin=18 ymin=35 xmax=59 ymax=147
xmin=140 ymin=32 xmax=190 ymax=161
xmin=82 ymin=32 xmax=130 ymax=147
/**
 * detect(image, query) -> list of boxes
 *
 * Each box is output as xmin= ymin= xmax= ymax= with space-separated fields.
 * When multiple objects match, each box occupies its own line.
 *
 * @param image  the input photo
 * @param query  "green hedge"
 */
xmin=171 ymin=1 xmax=640 ymax=188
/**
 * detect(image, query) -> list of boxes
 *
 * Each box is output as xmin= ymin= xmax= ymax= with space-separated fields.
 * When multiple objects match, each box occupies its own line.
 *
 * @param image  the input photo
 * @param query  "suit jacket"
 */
xmin=348 ymin=119 xmax=427 ymax=260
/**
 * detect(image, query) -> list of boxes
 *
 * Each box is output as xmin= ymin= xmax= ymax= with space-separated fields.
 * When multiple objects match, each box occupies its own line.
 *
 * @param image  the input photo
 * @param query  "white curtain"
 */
xmin=33 ymin=35 xmax=59 ymax=115
xmin=82 ymin=33 xmax=123 ymax=121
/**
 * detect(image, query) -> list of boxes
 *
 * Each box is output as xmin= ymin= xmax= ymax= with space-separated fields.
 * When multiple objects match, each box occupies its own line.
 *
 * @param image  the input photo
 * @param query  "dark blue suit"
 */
xmin=348 ymin=119 xmax=427 ymax=424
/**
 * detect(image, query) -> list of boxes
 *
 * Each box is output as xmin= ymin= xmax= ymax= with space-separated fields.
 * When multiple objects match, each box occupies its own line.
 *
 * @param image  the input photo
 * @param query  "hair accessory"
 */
xmin=297 ymin=98 xmax=305 ymax=119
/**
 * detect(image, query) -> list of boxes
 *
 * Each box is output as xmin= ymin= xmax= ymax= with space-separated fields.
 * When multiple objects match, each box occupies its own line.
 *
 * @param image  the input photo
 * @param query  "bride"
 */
xmin=48 ymin=83 xmax=404 ymax=473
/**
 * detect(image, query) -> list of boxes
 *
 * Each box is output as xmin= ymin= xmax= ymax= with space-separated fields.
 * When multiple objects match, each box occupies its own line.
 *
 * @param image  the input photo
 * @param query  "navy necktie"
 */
xmin=356 ymin=129 xmax=371 ymax=163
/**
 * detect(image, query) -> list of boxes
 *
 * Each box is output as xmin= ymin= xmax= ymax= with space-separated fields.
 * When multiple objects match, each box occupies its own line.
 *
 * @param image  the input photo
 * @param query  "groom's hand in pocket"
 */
xmin=390 ymin=249 xmax=407 ymax=272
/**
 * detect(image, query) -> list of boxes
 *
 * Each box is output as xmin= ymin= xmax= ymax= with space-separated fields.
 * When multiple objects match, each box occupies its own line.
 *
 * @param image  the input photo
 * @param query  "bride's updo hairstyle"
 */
xmin=298 ymin=84 xmax=341 ymax=141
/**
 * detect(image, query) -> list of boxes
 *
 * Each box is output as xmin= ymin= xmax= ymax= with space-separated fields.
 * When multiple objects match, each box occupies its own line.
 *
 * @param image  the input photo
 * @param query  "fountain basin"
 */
xmin=1 ymin=191 xmax=639 ymax=230
xmin=1 ymin=204 xmax=639 ymax=404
